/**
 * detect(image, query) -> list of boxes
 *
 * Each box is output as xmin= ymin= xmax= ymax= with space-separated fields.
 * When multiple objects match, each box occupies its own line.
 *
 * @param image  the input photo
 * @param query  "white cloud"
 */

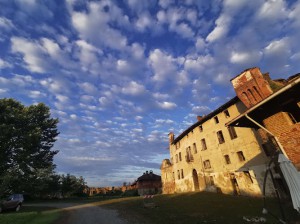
xmin=135 ymin=12 xmax=153 ymax=32
xmin=264 ymin=38 xmax=290 ymax=55
xmin=121 ymin=81 xmax=146 ymax=96
xmin=172 ymin=22 xmax=194 ymax=39
xmin=156 ymin=101 xmax=177 ymax=110
xmin=289 ymin=1 xmax=300 ymax=28
xmin=79 ymin=82 xmax=98 ymax=94
xmin=206 ymin=14 xmax=231 ymax=42
xmin=0 ymin=58 xmax=12 ymax=68
xmin=192 ymin=105 xmax=211 ymax=114
xmin=152 ymin=92 xmax=170 ymax=100
xmin=195 ymin=37 xmax=205 ymax=51
xmin=184 ymin=54 xmax=214 ymax=73
xmin=28 ymin=90 xmax=45 ymax=99
xmin=148 ymin=49 xmax=178 ymax=83
xmin=70 ymin=1 xmax=128 ymax=50
xmin=56 ymin=94 xmax=69 ymax=103
xmin=230 ymin=51 xmax=262 ymax=64
xmin=70 ymin=114 xmax=77 ymax=119
xmin=11 ymin=37 xmax=48 ymax=73
xmin=159 ymin=0 xmax=172 ymax=9
xmin=0 ymin=17 xmax=14 ymax=30
xmin=155 ymin=119 xmax=174 ymax=124
xmin=256 ymin=0 xmax=287 ymax=20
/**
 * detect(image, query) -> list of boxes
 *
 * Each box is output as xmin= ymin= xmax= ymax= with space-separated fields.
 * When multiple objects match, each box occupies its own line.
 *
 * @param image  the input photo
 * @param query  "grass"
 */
xmin=0 ymin=206 xmax=62 ymax=224
xmin=101 ymin=192 xmax=300 ymax=224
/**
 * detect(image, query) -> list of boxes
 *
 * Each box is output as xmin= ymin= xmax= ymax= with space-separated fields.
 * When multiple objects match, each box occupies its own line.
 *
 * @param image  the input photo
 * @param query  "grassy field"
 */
xmin=102 ymin=192 xmax=300 ymax=224
xmin=0 ymin=206 xmax=62 ymax=224
xmin=1 ymin=193 xmax=298 ymax=224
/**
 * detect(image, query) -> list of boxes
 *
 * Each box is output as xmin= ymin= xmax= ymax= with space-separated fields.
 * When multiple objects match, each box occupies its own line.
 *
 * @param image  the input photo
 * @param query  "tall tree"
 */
xmin=0 ymin=98 xmax=59 ymax=195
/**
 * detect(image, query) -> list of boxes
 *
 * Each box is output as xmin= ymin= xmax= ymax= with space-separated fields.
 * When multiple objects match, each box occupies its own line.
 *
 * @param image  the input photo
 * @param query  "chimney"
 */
xmin=168 ymin=132 xmax=174 ymax=144
xmin=197 ymin=116 xmax=203 ymax=121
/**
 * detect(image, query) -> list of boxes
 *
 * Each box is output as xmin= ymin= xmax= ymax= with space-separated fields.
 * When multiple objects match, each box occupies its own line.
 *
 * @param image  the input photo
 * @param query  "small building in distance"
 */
xmin=136 ymin=170 xmax=162 ymax=195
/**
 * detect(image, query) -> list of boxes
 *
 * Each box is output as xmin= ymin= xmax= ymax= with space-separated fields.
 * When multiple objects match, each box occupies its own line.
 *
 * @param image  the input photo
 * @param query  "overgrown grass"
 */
xmin=0 ymin=206 xmax=62 ymax=224
xmin=102 ymin=192 xmax=300 ymax=224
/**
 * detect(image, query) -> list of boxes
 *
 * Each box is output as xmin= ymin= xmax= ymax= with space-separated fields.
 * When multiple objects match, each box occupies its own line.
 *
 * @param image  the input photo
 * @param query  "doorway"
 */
xmin=193 ymin=169 xmax=200 ymax=191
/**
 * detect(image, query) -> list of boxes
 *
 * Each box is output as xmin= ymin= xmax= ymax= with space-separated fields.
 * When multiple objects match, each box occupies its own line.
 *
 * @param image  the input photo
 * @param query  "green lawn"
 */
xmin=101 ymin=192 xmax=300 ymax=224
xmin=0 ymin=206 xmax=62 ymax=224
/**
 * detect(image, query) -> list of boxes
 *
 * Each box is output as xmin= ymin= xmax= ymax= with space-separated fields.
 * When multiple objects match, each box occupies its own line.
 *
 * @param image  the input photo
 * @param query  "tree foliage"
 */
xmin=0 ymin=98 xmax=59 ymax=195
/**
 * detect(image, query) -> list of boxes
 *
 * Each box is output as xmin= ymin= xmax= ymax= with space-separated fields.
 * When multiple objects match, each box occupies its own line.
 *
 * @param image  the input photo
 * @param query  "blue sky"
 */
xmin=1 ymin=0 xmax=300 ymax=187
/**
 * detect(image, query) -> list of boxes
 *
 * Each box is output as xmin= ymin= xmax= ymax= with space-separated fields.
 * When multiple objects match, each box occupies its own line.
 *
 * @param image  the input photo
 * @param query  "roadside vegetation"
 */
xmin=0 ymin=206 xmax=61 ymax=224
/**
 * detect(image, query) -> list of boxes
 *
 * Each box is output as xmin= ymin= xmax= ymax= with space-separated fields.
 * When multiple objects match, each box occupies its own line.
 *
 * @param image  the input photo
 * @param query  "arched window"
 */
xmin=241 ymin=92 xmax=250 ymax=105
xmin=253 ymin=86 xmax=262 ymax=101
xmin=248 ymin=89 xmax=256 ymax=102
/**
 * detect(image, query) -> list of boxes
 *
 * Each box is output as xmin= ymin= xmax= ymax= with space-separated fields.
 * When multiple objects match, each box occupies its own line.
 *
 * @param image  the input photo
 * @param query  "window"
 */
xmin=242 ymin=92 xmax=250 ymax=105
xmin=228 ymin=126 xmax=237 ymax=139
xmin=253 ymin=86 xmax=262 ymax=100
xmin=186 ymin=147 xmax=193 ymax=162
xmin=177 ymin=170 xmax=180 ymax=179
xmin=179 ymin=152 xmax=182 ymax=161
xmin=176 ymin=154 xmax=178 ymax=163
xmin=171 ymin=157 xmax=173 ymax=164
xmin=176 ymin=141 xmax=180 ymax=149
xmin=214 ymin=116 xmax=219 ymax=124
xmin=181 ymin=169 xmax=184 ymax=179
xmin=172 ymin=172 xmax=175 ymax=180
xmin=193 ymin=143 xmax=197 ymax=154
xmin=237 ymin=151 xmax=246 ymax=161
xmin=224 ymin=109 xmax=230 ymax=118
xmin=224 ymin=155 xmax=231 ymax=164
xmin=244 ymin=171 xmax=253 ymax=183
xmin=201 ymin=138 xmax=207 ymax=150
xmin=248 ymin=89 xmax=256 ymax=102
xmin=203 ymin=160 xmax=211 ymax=169
xmin=217 ymin=131 xmax=225 ymax=144
xmin=199 ymin=125 xmax=203 ymax=132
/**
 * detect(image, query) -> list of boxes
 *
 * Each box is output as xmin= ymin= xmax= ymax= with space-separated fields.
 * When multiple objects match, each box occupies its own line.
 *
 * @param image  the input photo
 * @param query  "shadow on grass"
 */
xmin=100 ymin=192 xmax=300 ymax=224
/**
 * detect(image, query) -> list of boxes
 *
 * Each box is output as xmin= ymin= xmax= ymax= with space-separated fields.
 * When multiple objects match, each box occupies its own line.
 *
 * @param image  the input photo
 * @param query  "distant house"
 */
xmin=136 ymin=170 xmax=162 ymax=195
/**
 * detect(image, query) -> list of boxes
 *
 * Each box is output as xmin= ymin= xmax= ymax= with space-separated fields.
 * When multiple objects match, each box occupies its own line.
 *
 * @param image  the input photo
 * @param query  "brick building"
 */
xmin=161 ymin=67 xmax=299 ymax=197
xmin=136 ymin=170 xmax=162 ymax=195
xmin=228 ymin=69 xmax=300 ymax=169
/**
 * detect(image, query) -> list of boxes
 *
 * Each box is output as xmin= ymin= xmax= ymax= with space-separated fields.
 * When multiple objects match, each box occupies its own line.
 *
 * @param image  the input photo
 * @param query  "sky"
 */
xmin=1 ymin=0 xmax=300 ymax=187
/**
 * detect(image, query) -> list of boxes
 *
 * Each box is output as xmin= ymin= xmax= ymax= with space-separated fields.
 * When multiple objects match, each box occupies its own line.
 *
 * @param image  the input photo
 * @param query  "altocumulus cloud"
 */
xmin=0 ymin=0 xmax=300 ymax=186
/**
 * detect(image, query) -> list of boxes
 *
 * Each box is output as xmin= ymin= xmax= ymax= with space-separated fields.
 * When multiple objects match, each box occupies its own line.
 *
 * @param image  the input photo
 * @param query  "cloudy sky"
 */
xmin=1 ymin=0 xmax=300 ymax=187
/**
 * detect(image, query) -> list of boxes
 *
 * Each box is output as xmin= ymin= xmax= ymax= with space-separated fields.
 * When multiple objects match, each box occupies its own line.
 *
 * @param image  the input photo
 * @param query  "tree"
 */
xmin=61 ymin=174 xmax=86 ymax=197
xmin=0 ymin=98 xmax=59 ymax=195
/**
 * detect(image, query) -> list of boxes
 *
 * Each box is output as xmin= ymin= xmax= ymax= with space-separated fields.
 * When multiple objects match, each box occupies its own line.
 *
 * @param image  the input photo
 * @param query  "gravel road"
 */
xmin=24 ymin=202 xmax=128 ymax=224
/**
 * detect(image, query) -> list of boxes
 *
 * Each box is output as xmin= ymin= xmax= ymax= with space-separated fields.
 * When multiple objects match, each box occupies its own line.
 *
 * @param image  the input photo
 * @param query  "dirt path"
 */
xmin=24 ymin=202 xmax=128 ymax=224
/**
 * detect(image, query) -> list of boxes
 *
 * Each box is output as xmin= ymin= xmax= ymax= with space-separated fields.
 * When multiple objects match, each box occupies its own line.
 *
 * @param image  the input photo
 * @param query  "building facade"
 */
xmin=161 ymin=67 xmax=299 ymax=197
xmin=136 ymin=170 xmax=162 ymax=196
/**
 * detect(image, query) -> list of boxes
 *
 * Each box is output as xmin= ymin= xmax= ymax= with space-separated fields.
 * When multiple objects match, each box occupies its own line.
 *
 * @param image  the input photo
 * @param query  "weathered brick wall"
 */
xmin=263 ymin=112 xmax=300 ymax=169
xmin=161 ymin=159 xmax=175 ymax=194
xmin=278 ymin=124 xmax=300 ymax=169
xmin=231 ymin=68 xmax=273 ymax=108
xmin=263 ymin=112 xmax=295 ymax=136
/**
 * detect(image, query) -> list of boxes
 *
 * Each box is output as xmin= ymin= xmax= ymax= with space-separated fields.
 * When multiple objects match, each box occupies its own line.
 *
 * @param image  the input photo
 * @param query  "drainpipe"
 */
xmin=244 ymin=114 xmax=288 ymax=158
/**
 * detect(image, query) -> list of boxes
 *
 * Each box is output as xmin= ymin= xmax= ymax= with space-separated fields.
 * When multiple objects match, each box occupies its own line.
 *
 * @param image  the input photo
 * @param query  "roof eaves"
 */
xmin=172 ymin=96 xmax=239 ymax=144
